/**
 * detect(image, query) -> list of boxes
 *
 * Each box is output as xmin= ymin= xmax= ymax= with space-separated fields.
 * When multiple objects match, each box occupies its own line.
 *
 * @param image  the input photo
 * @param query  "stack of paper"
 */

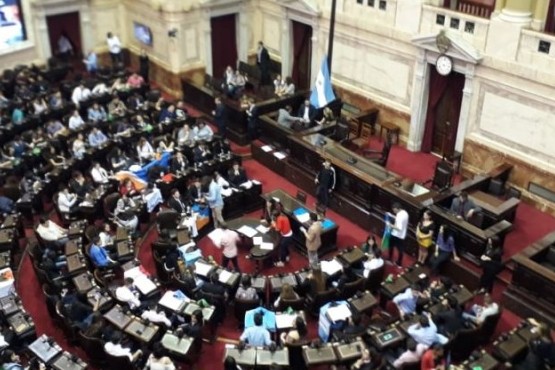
xmin=219 ymin=270 xmax=233 ymax=284
xmin=276 ymin=313 xmax=297 ymax=329
xmin=208 ymin=228 xmax=225 ymax=246
xmin=321 ymin=259 xmax=344 ymax=276
xmin=253 ymin=237 xmax=263 ymax=245
xmin=134 ymin=275 xmax=157 ymax=295
xmin=256 ymin=225 xmax=270 ymax=234
xmin=159 ymin=290 xmax=188 ymax=311
xmin=273 ymin=152 xmax=287 ymax=160
xmin=260 ymin=242 xmax=274 ymax=250
xmin=194 ymin=261 xmax=214 ymax=277
xmin=237 ymin=225 xmax=258 ymax=238
xmin=327 ymin=304 xmax=352 ymax=322
xmin=296 ymin=212 xmax=310 ymax=223
xmin=261 ymin=145 xmax=273 ymax=152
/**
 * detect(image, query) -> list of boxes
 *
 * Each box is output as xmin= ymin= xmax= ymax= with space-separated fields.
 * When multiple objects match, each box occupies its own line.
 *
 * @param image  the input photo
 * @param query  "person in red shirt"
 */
xmin=271 ymin=209 xmax=292 ymax=267
xmin=421 ymin=344 xmax=445 ymax=370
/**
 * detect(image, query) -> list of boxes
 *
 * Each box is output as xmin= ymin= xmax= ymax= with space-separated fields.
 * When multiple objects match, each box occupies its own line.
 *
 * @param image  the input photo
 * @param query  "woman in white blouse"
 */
xmin=72 ymin=133 xmax=87 ymax=159
xmin=136 ymin=137 xmax=155 ymax=162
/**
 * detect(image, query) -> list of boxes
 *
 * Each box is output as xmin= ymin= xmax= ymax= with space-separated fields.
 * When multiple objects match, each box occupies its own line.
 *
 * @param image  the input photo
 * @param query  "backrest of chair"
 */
xmin=78 ymin=332 xmax=107 ymax=364
xmin=400 ymin=361 xmax=421 ymax=370
xmin=365 ymin=265 xmax=385 ymax=293
xmin=479 ymin=307 xmax=502 ymax=342
xmin=313 ymin=288 xmax=338 ymax=309
xmin=507 ymin=186 xmax=521 ymax=199
xmin=85 ymin=225 xmax=98 ymax=243
xmin=340 ymin=277 xmax=365 ymax=300
xmin=104 ymin=193 xmax=121 ymax=217
xmin=296 ymin=190 xmax=307 ymax=204
xmin=285 ymin=340 xmax=310 ymax=370
xmin=156 ymin=210 xmax=180 ymax=230
xmin=234 ymin=298 xmax=260 ymax=322
xmin=104 ymin=352 xmax=136 ymax=370
xmin=278 ymin=297 xmax=305 ymax=312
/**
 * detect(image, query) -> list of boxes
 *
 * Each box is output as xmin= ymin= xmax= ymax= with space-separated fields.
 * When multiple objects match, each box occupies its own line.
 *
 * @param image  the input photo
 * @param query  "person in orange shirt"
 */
xmin=420 ymin=344 xmax=445 ymax=370
xmin=271 ymin=209 xmax=292 ymax=267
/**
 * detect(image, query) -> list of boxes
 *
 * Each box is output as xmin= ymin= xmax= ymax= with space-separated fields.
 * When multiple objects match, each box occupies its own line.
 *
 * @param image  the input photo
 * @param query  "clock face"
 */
xmin=436 ymin=55 xmax=453 ymax=76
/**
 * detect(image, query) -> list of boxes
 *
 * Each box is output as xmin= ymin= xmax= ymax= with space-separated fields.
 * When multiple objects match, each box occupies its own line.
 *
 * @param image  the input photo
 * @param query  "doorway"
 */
xmin=46 ymin=12 xmax=82 ymax=60
xmin=291 ymin=21 xmax=312 ymax=90
xmin=210 ymin=14 xmax=238 ymax=79
xmin=422 ymin=67 xmax=465 ymax=157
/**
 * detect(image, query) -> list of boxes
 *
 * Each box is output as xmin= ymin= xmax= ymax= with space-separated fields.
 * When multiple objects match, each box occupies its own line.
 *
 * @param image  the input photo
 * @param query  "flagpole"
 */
xmin=327 ymin=0 xmax=337 ymax=75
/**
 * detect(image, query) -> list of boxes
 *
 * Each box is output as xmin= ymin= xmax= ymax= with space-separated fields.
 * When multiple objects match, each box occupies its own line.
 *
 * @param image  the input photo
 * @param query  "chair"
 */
xmin=55 ymin=301 xmax=79 ymax=345
xmin=196 ymin=290 xmax=226 ymax=324
xmin=42 ymin=284 xmax=61 ymax=324
xmin=331 ymin=122 xmax=350 ymax=144
xmin=84 ymin=225 xmax=99 ymax=244
xmin=507 ymin=186 xmax=521 ymax=199
xmin=156 ymin=210 xmax=180 ymax=239
xmin=234 ymin=297 xmax=260 ymax=327
xmin=77 ymin=332 xmax=108 ymax=367
xmin=448 ymin=326 xmax=482 ymax=362
xmin=277 ymin=297 xmax=306 ymax=312
xmin=152 ymin=250 xmax=172 ymax=285
xmin=423 ymin=158 xmax=454 ymax=192
xmin=296 ymin=190 xmax=307 ymax=204
xmin=477 ymin=307 xmax=503 ymax=344
xmin=467 ymin=211 xmax=484 ymax=228
xmin=365 ymin=265 xmax=385 ymax=294
xmin=362 ymin=133 xmax=392 ymax=167
xmin=104 ymin=352 xmax=138 ymax=370
xmin=338 ymin=277 xmax=365 ymax=301
xmin=488 ymin=178 xmax=505 ymax=196
xmin=349 ymin=121 xmax=372 ymax=150
xmin=183 ymin=337 xmax=203 ymax=367
xmin=103 ymin=192 xmax=121 ymax=219
xmin=305 ymin=288 xmax=338 ymax=317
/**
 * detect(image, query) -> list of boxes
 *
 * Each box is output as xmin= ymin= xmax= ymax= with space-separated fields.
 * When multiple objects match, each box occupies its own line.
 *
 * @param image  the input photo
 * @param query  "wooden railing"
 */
xmin=443 ymin=0 xmax=496 ymax=18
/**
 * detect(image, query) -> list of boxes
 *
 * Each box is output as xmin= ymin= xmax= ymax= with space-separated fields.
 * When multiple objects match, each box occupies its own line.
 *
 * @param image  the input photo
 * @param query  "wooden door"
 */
xmin=431 ymin=71 xmax=465 ymax=157
xmin=291 ymin=21 xmax=312 ymax=90
xmin=46 ymin=12 xmax=81 ymax=58
xmin=210 ymin=14 xmax=238 ymax=79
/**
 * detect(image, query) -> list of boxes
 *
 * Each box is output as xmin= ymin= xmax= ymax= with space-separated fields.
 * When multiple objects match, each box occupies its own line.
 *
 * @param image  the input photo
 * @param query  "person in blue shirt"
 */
xmin=88 ymin=102 xmax=107 ymax=123
xmin=240 ymin=312 xmax=272 ymax=347
xmin=83 ymin=50 xmax=98 ymax=74
xmin=393 ymin=285 xmax=424 ymax=318
xmin=407 ymin=313 xmax=448 ymax=347
xmin=88 ymin=127 xmax=109 ymax=148
xmin=11 ymin=136 xmax=28 ymax=158
xmin=203 ymin=175 xmax=225 ymax=228
xmin=89 ymin=236 xmax=117 ymax=268
xmin=158 ymin=104 xmax=176 ymax=123
xmin=11 ymin=106 xmax=24 ymax=125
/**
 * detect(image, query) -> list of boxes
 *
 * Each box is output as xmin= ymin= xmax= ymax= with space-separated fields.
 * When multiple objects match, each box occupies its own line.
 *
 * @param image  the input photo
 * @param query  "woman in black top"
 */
xmin=139 ymin=49 xmax=150 ymax=83
xmin=478 ymin=236 xmax=503 ymax=293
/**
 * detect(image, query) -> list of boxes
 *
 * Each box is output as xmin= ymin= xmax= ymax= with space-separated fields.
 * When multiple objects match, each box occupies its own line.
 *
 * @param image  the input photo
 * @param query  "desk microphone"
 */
xmin=347 ymin=156 xmax=357 ymax=165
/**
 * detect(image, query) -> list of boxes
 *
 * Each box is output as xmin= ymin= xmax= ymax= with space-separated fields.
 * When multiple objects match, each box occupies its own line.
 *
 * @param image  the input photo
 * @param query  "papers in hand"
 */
xmin=237 ymin=225 xmax=257 ymax=238
xmin=299 ymin=226 xmax=307 ymax=233
xmin=194 ymin=261 xmax=214 ymax=277
xmin=321 ymin=259 xmax=344 ymax=276
xmin=253 ymin=237 xmax=263 ymax=245
xmin=256 ymin=225 xmax=270 ymax=234
xmin=296 ymin=212 xmax=310 ymax=223
xmin=327 ymin=304 xmax=352 ymax=322
xmin=261 ymin=145 xmax=272 ymax=152
xmin=273 ymin=152 xmax=287 ymax=160
xmin=260 ymin=242 xmax=274 ymax=250
xmin=219 ymin=269 xmax=233 ymax=284
xmin=208 ymin=228 xmax=225 ymax=247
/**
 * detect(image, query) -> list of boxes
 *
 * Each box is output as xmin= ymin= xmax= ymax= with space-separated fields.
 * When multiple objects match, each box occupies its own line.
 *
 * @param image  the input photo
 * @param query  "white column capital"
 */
xmin=499 ymin=9 xmax=532 ymax=25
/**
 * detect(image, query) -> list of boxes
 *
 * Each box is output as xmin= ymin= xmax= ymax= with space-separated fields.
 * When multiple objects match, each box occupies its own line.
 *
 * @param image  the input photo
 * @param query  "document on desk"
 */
xmin=260 ymin=242 xmax=274 ymax=250
xmin=276 ymin=313 xmax=297 ymax=329
xmin=296 ymin=212 xmax=310 ymax=223
xmin=123 ymin=266 xmax=143 ymax=280
xmin=194 ymin=261 xmax=214 ymax=277
xmin=237 ymin=225 xmax=257 ymax=238
xmin=219 ymin=270 xmax=233 ymax=284
xmin=253 ymin=236 xmax=263 ymax=245
xmin=134 ymin=275 xmax=157 ymax=295
xmin=321 ymin=259 xmax=343 ymax=276
xmin=273 ymin=152 xmax=287 ymax=160
xmin=159 ymin=290 xmax=189 ymax=311
xmin=256 ymin=225 xmax=270 ymax=234
xmin=327 ymin=304 xmax=352 ymax=322
xmin=261 ymin=145 xmax=273 ymax=152
xmin=208 ymin=228 xmax=225 ymax=246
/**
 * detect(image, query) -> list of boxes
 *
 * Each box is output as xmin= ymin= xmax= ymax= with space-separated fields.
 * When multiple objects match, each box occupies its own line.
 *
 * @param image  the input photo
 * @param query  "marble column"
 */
xmin=79 ymin=5 xmax=93 ymax=55
xmin=532 ymin=0 xmax=549 ymax=31
xmin=237 ymin=5 xmax=249 ymax=63
xmin=34 ymin=9 xmax=52 ymax=60
xmin=486 ymin=0 xmax=532 ymax=59
xmin=407 ymin=49 xmax=430 ymax=152
xmin=454 ymin=64 xmax=475 ymax=153
xmin=280 ymin=17 xmax=292 ymax=78
xmin=499 ymin=0 xmax=533 ymax=25
xmin=202 ymin=12 xmax=213 ymax=76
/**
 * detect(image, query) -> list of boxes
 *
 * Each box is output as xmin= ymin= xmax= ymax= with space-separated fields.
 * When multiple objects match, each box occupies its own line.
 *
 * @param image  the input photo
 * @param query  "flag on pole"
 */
xmin=310 ymin=56 xmax=336 ymax=109
xmin=381 ymin=213 xmax=392 ymax=250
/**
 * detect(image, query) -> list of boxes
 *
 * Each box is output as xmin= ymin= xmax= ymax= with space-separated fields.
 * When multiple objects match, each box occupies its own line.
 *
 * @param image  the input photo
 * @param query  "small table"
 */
xmin=161 ymin=332 xmax=193 ymax=356
xmin=64 ymin=241 xmax=80 ymax=256
xmin=86 ymin=287 xmax=113 ymax=310
xmin=377 ymin=121 xmax=400 ymax=144
xmin=0 ymin=294 xmax=19 ymax=316
xmin=349 ymin=291 xmax=378 ymax=315
xmin=124 ymin=318 xmax=159 ymax=344
xmin=337 ymin=248 xmax=366 ymax=267
xmin=50 ymin=351 xmax=88 ymax=370
xmin=103 ymin=305 xmax=133 ymax=329
xmin=369 ymin=327 xmax=405 ymax=350
xmin=66 ymin=254 xmax=86 ymax=275
xmin=116 ymin=241 xmax=134 ymax=258
xmin=227 ymin=217 xmax=277 ymax=273
xmin=256 ymin=348 xmax=289 ymax=366
xmin=68 ymin=221 xmax=86 ymax=239
xmin=451 ymin=285 xmax=473 ymax=306
xmin=303 ymin=344 xmax=338 ymax=366
xmin=225 ymin=347 xmax=257 ymax=367
xmin=334 ymin=340 xmax=365 ymax=362
xmin=275 ymin=311 xmax=305 ymax=331
xmin=466 ymin=352 xmax=500 ymax=370
xmin=7 ymin=311 xmax=34 ymax=336
xmin=28 ymin=335 xmax=62 ymax=364
xmin=493 ymin=334 xmax=527 ymax=362
xmin=402 ymin=265 xmax=428 ymax=285
xmin=72 ymin=273 xmax=93 ymax=295
xmin=379 ymin=276 xmax=410 ymax=306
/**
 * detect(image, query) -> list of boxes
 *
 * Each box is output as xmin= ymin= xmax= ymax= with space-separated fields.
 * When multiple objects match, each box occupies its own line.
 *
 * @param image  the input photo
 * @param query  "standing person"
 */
xmin=429 ymin=225 xmax=459 ymax=274
xmin=416 ymin=210 xmax=435 ymax=264
xmin=203 ymin=175 xmax=225 ymax=228
xmin=246 ymin=99 xmax=258 ymax=140
xmin=300 ymin=212 xmax=322 ymax=267
xmin=256 ymin=41 xmax=270 ymax=86
xmin=57 ymin=32 xmax=74 ymax=61
xmin=83 ymin=50 xmax=97 ymax=74
xmin=218 ymin=223 xmax=241 ymax=272
xmin=478 ymin=236 xmax=503 ymax=294
xmin=315 ymin=159 xmax=336 ymax=208
xmin=139 ymin=49 xmax=150 ymax=83
xmin=387 ymin=202 xmax=409 ymax=267
xmin=106 ymin=32 xmax=122 ymax=67
xmin=272 ymin=209 xmax=292 ymax=267
xmin=212 ymin=97 xmax=226 ymax=137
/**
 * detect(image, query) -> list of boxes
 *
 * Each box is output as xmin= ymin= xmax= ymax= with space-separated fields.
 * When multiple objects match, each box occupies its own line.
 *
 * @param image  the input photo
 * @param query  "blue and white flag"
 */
xmin=310 ymin=56 xmax=336 ymax=109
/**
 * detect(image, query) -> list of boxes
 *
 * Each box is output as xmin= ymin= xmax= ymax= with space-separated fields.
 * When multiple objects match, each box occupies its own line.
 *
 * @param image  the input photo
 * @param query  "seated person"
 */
xmin=299 ymin=265 xmax=327 ymax=297
xmin=450 ymin=191 xmax=481 ymax=220
xmin=69 ymin=170 xmax=92 ymax=198
xmin=462 ymin=293 xmax=499 ymax=325
xmin=141 ymin=303 xmax=172 ymax=327
xmin=110 ymin=147 xmax=133 ymax=171
xmin=111 ymin=78 xmax=128 ymax=93
xmin=392 ymin=285 xmax=425 ymax=318
xmin=168 ymin=188 xmax=189 ymax=214
xmin=433 ymin=296 xmax=465 ymax=337
xmin=11 ymin=136 xmax=29 ymax=158
xmin=176 ymin=124 xmax=195 ymax=146
xmin=193 ymin=141 xmax=212 ymax=164
xmin=11 ymin=105 xmax=25 ymax=125
xmin=261 ymin=198 xmax=280 ymax=225
xmin=89 ymin=236 xmax=118 ymax=268
xmin=361 ymin=234 xmax=379 ymax=255
xmin=171 ymin=151 xmax=189 ymax=174
xmin=119 ymin=178 xmax=139 ymax=197
xmin=200 ymin=271 xmax=228 ymax=301
xmin=178 ymin=309 xmax=203 ymax=340
xmin=235 ymin=275 xmax=258 ymax=300
xmin=115 ymin=277 xmax=142 ymax=309
xmin=72 ymin=133 xmax=87 ymax=159
xmin=68 ymin=109 xmax=86 ymax=131
xmin=92 ymin=82 xmax=109 ymax=95
xmin=420 ymin=344 xmax=446 ymax=370
xmin=277 ymin=76 xmax=295 ymax=97
xmin=274 ymin=283 xmax=299 ymax=308
xmin=297 ymin=99 xmax=316 ymax=127
xmin=108 ymin=96 xmax=127 ymax=117
xmin=40 ymin=250 xmax=66 ymax=281
xmin=277 ymin=105 xmax=297 ymax=129
xmin=1 ymin=350 xmax=25 ymax=370
xmin=159 ymin=104 xmax=176 ymax=123
xmin=195 ymin=121 xmax=213 ymax=142
xmin=146 ymin=343 xmax=176 ymax=370
xmin=240 ymin=312 xmax=272 ymax=347
xmin=175 ymin=101 xmax=188 ymax=119
xmin=46 ymin=119 xmax=68 ymax=139
xmin=60 ymin=288 xmax=99 ymax=330
xmin=99 ymin=223 xmax=115 ymax=247
xmin=57 ymin=186 xmax=78 ymax=214
xmin=49 ymin=91 xmax=64 ymax=109
xmin=32 ymin=97 xmax=48 ymax=115
xmin=127 ymin=92 xmax=145 ymax=111
xmin=227 ymin=162 xmax=248 ymax=187
xmin=115 ymin=194 xmax=139 ymax=232
xmin=136 ymin=137 xmax=155 ymax=162
xmin=104 ymin=331 xmax=142 ymax=362
xmin=213 ymin=138 xmax=232 ymax=157
xmin=91 ymin=162 xmax=111 ymax=185
xmin=280 ymin=316 xmax=307 ymax=344
xmin=513 ymin=319 xmax=555 ymax=370
xmin=360 ymin=249 xmax=384 ymax=277
xmin=127 ymin=73 xmax=144 ymax=89
xmin=71 ymin=83 xmax=91 ymax=106
xmin=87 ymin=102 xmax=107 ymax=122
xmin=317 ymin=107 xmax=335 ymax=125
xmin=141 ymin=183 xmax=164 ymax=213
xmin=36 ymin=217 xmax=69 ymax=247
xmin=392 ymin=338 xmax=427 ymax=369
xmin=407 ymin=313 xmax=448 ymax=347
xmin=273 ymin=75 xmax=285 ymax=94
xmin=88 ymin=127 xmax=109 ymax=148
xmin=156 ymin=135 xmax=175 ymax=153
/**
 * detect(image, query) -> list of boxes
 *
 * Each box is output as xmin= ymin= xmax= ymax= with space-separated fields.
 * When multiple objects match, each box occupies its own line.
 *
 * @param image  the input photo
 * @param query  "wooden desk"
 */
xmin=402 ymin=265 xmax=428 ymax=285
xmin=369 ymin=327 xmax=405 ymax=350
xmin=103 ymin=305 xmax=133 ymax=329
xmin=469 ymin=189 xmax=520 ymax=223
xmin=28 ymin=335 xmax=62 ymax=364
xmin=116 ymin=241 xmax=133 ymax=258
xmin=161 ymin=332 xmax=193 ymax=356
xmin=225 ymin=347 xmax=257 ymax=367
xmin=115 ymin=227 xmax=129 ymax=243
xmin=7 ymin=311 xmax=34 ymax=336
xmin=275 ymin=311 xmax=305 ymax=331
xmin=492 ymin=333 xmax=527 ymax=362
xmin=72 ymin=273 xmax=93 ymax=294
xmin=302 ymin=344 xmax=338 ymax=365
xmin=263 ymin=189 xmax=339 ymax=256
xmin=64 ymin=241 xmax=80 ymax=256
xmin=0 ymin=294 xmax=19 ymax=316
xmin=66 ymin=254 xmax=86 ymax=275
xmin=124 ymin=318 xmax=159 ymax=344
xmin=348 ymin=291 xmax=378 ymax=315
xmin=251 ymin=142 xmax=288 ymax=177
xmin=183 ymin=301 xmax=215 ymax=322
xmin=334 ymin=340 xmax=365 ymax=362
xmin=380 ymin=276 xmax=410 ymax=303
xmin=256 ymin=348 xmax=289 ymax=366
xmin=337 ymin=247 xmax=366 ymax=267
xmin=50 ymin=351 xmax=88 ymax=370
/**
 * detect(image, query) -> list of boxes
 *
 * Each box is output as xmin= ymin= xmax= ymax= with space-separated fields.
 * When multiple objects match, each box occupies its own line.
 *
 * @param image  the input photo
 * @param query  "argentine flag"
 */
xmin=310 ymin=56 xmax=336 ymax=109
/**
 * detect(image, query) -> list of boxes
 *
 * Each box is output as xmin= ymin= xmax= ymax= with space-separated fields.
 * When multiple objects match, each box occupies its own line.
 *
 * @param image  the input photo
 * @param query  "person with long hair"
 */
xmin=280 ymin=316 xmax=307 ymax=344
xmin=273 ymin=283 xmax=299 ymax=308
xmin=416 ymin=210 xmax=435 ymax=264
xmin=429 ymin=224 xmax=459 ymax=274
xmin=478 ymin=236 xmax=503 ymax=294
xmin=146 ymin=342 xmax=175 ymax=370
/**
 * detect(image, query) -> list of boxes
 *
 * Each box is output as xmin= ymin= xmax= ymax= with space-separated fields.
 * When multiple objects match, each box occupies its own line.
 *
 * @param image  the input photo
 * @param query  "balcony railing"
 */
xmin=442 ymin=0 xmax=496 ymax=19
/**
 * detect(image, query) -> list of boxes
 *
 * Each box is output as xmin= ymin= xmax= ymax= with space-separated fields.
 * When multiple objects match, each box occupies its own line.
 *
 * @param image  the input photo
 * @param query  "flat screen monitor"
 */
xmin=133 ymin=21 xmax=152 ymax=46
xmin=0 ymin=0 xmax=27 ymax=50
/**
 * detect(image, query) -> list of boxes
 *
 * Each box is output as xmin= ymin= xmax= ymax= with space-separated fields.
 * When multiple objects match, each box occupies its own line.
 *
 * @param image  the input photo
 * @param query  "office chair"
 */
xmin=422 ymin=158 xmax=454 ymax=192
xmin=363 ymin=133 xmax=393 ymax=167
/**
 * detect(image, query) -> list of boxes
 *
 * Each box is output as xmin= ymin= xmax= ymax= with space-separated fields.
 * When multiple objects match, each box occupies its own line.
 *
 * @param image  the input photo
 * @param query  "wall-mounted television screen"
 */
xmin=133 ymin=21 xmax=152 ymax=46
xmin=0 ymin=0 xmax=27 ymax=50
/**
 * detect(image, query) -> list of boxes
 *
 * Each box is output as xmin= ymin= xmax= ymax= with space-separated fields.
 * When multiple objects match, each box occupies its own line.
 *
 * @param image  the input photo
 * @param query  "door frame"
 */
xmin=290 ymin=20 xmax=313 ymax=90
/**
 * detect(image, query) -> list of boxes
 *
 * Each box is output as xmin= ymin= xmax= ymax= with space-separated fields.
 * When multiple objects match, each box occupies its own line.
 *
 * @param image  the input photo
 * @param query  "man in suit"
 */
xmin=227 ymin=162 xmax=248 ymax=187
xmin=246 ymin=99 xmax=259 ymax=140
xmin=170 ymin=151 xmax=188 ymax=174
xmin=256 ymin=41 xmax=270 ymax=85
xmin=212 ymin=97 xmax=226 ymax=137
xmin=315 ymin=159 xmax=336 ymax=208
xmin=297 ymin=99 xmax=316 ymax=128
xmin=300 ymin=212 xmax=323 ymax=267
xmin=450 ymin=191 xmax=480 ymax=220
xmin=168 ymin=188 xmax=188 ymax=214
